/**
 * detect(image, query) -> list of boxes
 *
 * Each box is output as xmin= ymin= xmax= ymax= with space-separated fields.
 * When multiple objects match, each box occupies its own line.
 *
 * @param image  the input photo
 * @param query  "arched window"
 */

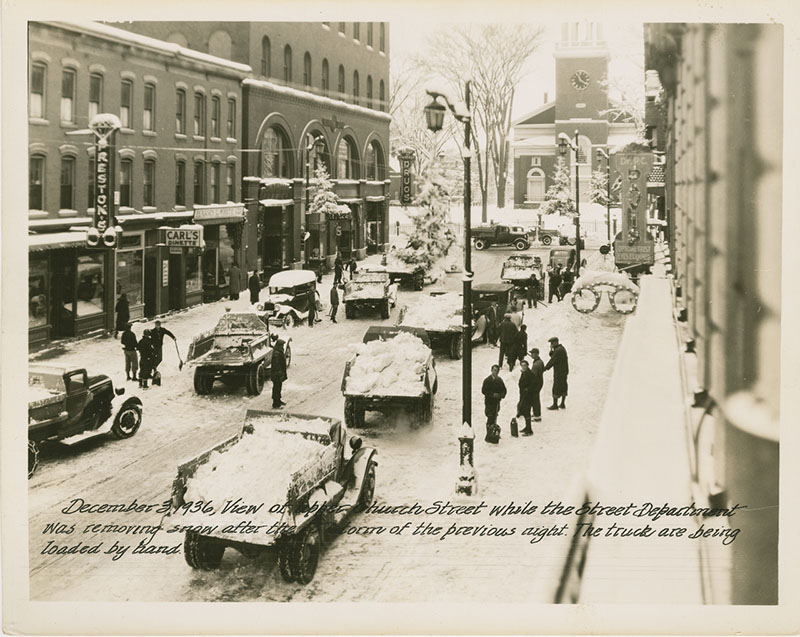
xmin=526 ymin=167 xmax=546 ymax=203
xmin=379 ymin=80 xmax=385 ymax=111
xmin=303 ymin=52 xmax=312 ymax=86
xmin=30 ymin=62 xmax=46 ymax=119
xmin=208 ymin=30 xmax=232 ymax=59
xmin=175 ymin=160 xmax=186 ymax=206
xmin=29 ymin=154 xmax=45 ymax=210
xmin=261 ymin=126 xmax=292 ymax=178
xmin=60 ymin=155 xmax=75 ymax=210
xmin=283 ymin=45 xmax=292 ymax=83
xmin=88 ymin=73 xmax=103 ymax=120
xmin=352 ymin=70 xmax=359 ymax=105
xmin=308 ymin=134 xmax=330 ymax=173
xmin=119 ymin=158 xmax=132 ymax=207
xmin=321 ymin=58 xmax=330 ymax=93
xmin=364 ymin=140 xmax=384 ymax=181
xmin=366 ymin=75 xmax=373 ymax=109
xmin=261 ymin=36 xmax=271 ymax=76
xmin=337 ymin=137 xmax=358 ymax=179
xmin=193 ymin=160 xmax=206 ymax=205
xmin=338 ymin=65 xmax=345 ymax=95
xmin=143 ymin=159 xmax=156 ymax=207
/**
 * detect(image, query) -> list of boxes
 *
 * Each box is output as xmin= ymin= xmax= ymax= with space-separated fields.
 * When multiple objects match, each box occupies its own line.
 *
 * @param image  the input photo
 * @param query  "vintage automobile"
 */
xmin=501 ymin=253 xmax=544 ymax=300
xmin=28 ymin=365 xmax=143 ymax=477
xmin=472 ymin=224 xmax=530 ymax=251
xmin=258 ymin=269 xmax=318 ymax=327
xmin=343 ymin=271 xmax=398 ymax=319
xmin=361 ymin=262 xmax=426 ymax=291
xmin=166 ymin=410 xmax=376 ymax=585
xmin=471 ymin=282 xmax=519 ymax=320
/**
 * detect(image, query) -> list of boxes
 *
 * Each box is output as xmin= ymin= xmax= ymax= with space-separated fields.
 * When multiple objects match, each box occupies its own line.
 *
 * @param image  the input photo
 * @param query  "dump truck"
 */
xmin=164 ymin=410 xmax=377 ymax=585
xmin=398 ymin=292 xmax=464 ymax=360
xmin=342 ymin=271 xmax=397 ymax=320
xmin=361 ymin=262 xmax=426 ymax=291
xmin=186 ymin=311 xmax=291 ymax=396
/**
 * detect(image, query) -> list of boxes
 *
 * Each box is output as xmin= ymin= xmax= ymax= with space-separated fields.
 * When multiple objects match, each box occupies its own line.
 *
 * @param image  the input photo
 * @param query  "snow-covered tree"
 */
xmin=590 ymin=169 xmax=621 ymax=207
xmin=308 ymin=162 xmax=349 ymax=219
xmin=394 ymin=164 xmax=457 ymax=272
xmin=539 ymin=157 xmax=576 ymax=217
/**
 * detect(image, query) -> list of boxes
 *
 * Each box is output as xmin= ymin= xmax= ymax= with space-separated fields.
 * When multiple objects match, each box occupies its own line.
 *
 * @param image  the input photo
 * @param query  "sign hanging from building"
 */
xmin=398 ymin=150 xmax=415 ymax=206
xmin=86 ymin=114 xmax=121 ymax=249
xmin=193 ymin=204 xmax=246 ymax=224
xmin=160 ymin=225 xmax=204 ymax=248
xmin=612 ymin=152 xmax=655 ymax=266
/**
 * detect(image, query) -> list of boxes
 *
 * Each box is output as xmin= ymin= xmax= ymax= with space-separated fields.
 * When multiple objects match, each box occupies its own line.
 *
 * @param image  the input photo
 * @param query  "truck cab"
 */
xmin=472 ymin=224 xmax=530 ymax=251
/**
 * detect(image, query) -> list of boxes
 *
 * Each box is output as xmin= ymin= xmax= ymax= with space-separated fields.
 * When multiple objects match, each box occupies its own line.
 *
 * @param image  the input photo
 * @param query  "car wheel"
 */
xmin=359 ymin=459 xmax=377 ymax=510
xmin=284 ymin=344 xmax=292 ymax=368
xmin=290 ymin=524 xmax=321 ymax=585
xmin=541 ymin=235 xmax=552 ymax=246
xmin=111 ymin=401 xmax=142 ymax=439
xmin=28 ymin=441 xmax=39 ymax=479
xmin=278 ymin=538 xmax=296 ymax=582
xmin=432 ymin=373 xmax=439 ymax=395
xmin=514 ymin=239 xmax=528 ymax=251
xmin=203 ymin=372 xmax=214 ymax=394
xmin=354 ymin=405 xmax=366 ymax=428
xmin=474 ymin=239 xmax=487 ymax=250
xmin=449 ymin=333 xmax=463 ymax=360
xmin=246 ymin=363 xmax=265 ymax=396
xmin=344 ymin=397 xmax=355 ymax=427
xmin=380 ymin=299 xmax=390 ymax=319
xmin=184 ymin=531 xmax=225 ymax=570
xmin=193 ymin=368 xmax=207 ymax=394
xmin=283 ymin=314 xmax=293 ymax=329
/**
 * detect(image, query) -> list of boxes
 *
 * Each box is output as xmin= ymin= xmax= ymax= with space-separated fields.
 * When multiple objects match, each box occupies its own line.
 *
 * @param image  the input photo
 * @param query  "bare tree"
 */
xmin=415 ymin=23 xmax=544 ymax=219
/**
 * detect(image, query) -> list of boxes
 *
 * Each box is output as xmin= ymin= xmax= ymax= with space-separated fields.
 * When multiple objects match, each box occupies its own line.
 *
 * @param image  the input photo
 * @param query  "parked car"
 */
xmin=472 ymin=224 xmax=530 ymax=251
xmin=471 ymin=283 xmax=519 ymax=320
xmin=28 ymin=365 xmax=143 ymax=477
xmin=258 ymin=270 xmax=318 ymax=327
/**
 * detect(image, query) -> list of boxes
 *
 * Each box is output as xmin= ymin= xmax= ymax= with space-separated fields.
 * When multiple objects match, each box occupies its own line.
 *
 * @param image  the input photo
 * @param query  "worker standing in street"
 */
xmin=516 ymin=359 xmax=535 ymax=436
xmin=121 ymin=323 xmax=138 ymax=381
xmin=270 ymin=337 xmax=288 ymax=409
xmin=498 ymin=314 xmax=519 ymax=371
xmin=329 ymin=284 xmax=340 ymax=323
xmin=248 ymin=270 xmax=261 ymax=305
xmin=307 ymin=289 xmax=316 ymax=327
xmin=528 ymin=347 xmax=545 ymax=424
xmin=545 ymin=337 xmax=569 ymax=409
xmin=481 ymin=364 xmax=506 ymax=444
xmin=150 ymin=320 xmax=176 ymax=376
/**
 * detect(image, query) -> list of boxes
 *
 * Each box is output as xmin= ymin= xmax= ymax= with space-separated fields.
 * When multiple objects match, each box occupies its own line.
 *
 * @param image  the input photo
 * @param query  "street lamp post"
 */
xmin=304 ymin=134 xmax=323 ymax=265
xmin=596 ymin=147 xmax=611 ymax=245
xmin=558 ymin=130 xmax=582 ymax=278
xmin=424 ymin=82 xmax=475 ymax=496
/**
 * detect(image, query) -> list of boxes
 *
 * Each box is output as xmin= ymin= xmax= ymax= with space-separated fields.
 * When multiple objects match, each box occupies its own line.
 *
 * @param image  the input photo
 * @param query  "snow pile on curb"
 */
xmin=401 ymin=293 xmax=462 ymax=331
xmin=346 ymin=332 xmax=429 ymax=396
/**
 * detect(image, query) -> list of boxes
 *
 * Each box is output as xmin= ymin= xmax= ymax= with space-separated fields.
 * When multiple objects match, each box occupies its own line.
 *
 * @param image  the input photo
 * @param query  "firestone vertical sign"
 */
xmin=611 ymin=152 xmax=655 ymax=266
xmin=95 ymin=146 xmax=113 ymax=234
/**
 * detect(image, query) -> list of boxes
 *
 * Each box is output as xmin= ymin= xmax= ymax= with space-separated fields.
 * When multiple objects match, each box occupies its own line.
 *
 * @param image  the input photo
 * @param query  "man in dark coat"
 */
xmin=481 ymin=364 xmax=506 ymax=444
xmin=229 ymin=262 xmax=241 ymax=300
xmin=307 ymin=290 xmax=316 ymax=327
xmin=544 ymin=337 xmax=569 ymax=409
xmin=526 ymin=272 xmax=540 ymax=308
xmin=560 ymin=268 xmax=574 ymax=300
xmin=121 ymin=323 xmax=138 ymax=381
xmin=329 ymin=285 xmax=340 ymax=322
xmin=498 ymin=314 xmax=519 ymax=371
xmin=270 ymin=338 xmax=288 ymax=408
xmin=548 ymin=266 xmax=562 ymax=303
xmin=347 ymin=257 xmax=358 ymax=280
xmin=517 ymin=359 xmax=536 ymax=436
xmin=515 ymin=324 xmax=528 ymax=365
xmin=114 ymin=293 xmax=130 ymax=338
xmin=150 ymin=320 xmax=176 ymax=373
xmin=136 ymin=329 xmax=155 ymax=389
xmin=333 ymin=255 xmax=344 ymax=286
xmin=485 ymin=302 xmax=499 ymax=346
xmin=528 ymin=347 xmax=545 ymax=423
xmin=248 ymin=271 xmax=261 ymax=305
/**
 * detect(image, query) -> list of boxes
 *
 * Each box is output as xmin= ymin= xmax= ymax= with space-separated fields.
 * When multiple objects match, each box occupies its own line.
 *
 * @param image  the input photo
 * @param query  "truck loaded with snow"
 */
xmin=186 ymin=311 xmax=291 ymax=396
xmin=28 ymin=365 xmax=143 ymax=477
xmin=398 ymin=292 xmax=464 ymax=360
xmin=361 ymin=262 xmax=426 ymax=291
xmin=341 ymin=326 xmax=437 ymax=428
xmin=342 ymin=271 xmax=397 ymax=320
xmin=500 ymin=254 xmax=544 ymax=300
xmin=165 ymin=410 xmax=376 ymax=585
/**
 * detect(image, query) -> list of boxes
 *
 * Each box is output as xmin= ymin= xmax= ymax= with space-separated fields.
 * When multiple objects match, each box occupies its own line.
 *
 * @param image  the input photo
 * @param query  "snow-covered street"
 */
xmin=28 ymin=246 xmax=627 ymax=602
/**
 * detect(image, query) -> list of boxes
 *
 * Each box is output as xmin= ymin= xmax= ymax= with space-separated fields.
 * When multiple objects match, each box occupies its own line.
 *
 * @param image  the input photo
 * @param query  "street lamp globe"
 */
xmin=558 ymin=135 xmax=569 ymax=156
xmin=424 ymin=98 xmax=447 ymax=132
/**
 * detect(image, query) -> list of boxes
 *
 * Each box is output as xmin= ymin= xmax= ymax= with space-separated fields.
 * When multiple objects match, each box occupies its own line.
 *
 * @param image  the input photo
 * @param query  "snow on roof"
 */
xmin=45 ymin=22 xmax=251 ymax=75
xmin=512 ymin=101 xmax=556 ymax=127
xmin=244 ymin=78 xmax=392 ymax=122
xmin=268 ymin=269 xmax=317 ymax=288
xmin=260 ymin=199 xmax=294 ymax=207
xmin=28 ymin=231 xmax=86 ymax=251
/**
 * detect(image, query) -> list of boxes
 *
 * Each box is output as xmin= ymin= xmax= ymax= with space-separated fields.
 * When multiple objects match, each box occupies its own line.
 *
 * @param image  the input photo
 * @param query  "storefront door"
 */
xmin=168 ymin=253 xmax=183 ymax=310
xmin=51 ymin=250 xmax=75 ymax=338
xmin=144 ymin=253 xmax=158 ymax=317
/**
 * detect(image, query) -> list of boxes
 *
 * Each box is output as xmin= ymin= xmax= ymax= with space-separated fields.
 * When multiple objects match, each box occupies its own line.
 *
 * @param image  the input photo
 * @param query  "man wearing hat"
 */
xmin=498 ymin=313 xmax=519 ymax=371
xmin=544 ymin=337 xmax=569 ymax=409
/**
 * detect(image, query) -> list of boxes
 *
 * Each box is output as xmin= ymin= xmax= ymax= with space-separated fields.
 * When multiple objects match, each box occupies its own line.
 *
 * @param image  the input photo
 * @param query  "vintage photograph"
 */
xmin=2 ymin=2 xmax=795 ymax=634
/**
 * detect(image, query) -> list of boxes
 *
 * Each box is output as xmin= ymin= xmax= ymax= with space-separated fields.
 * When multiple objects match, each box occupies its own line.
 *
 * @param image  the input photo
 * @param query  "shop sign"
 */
xmin=611 ymin=152 xmax=655 ymax=265
xmin=163 ymin=226 xmax=203 ymax=247
xmin=400 ymin=155 xmax=414 ymax=205
xmin=162 ymin=260 xmax=169 ymax=287
xmin=193 ymin=204 xmax=245 ymax=223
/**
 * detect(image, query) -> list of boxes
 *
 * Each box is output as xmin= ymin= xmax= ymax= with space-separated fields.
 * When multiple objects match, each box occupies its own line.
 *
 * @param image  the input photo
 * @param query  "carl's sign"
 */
xmin=160 ymin=226 xmax=204 ymax=247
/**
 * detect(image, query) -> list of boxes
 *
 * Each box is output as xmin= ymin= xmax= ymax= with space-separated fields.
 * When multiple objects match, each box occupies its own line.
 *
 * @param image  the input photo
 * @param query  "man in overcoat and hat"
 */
xmin=544 ymin=336 xmax=569 ymax=409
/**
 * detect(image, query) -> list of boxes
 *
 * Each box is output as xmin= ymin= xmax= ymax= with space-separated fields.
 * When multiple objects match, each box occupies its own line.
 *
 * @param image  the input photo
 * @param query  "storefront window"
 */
xmin=29 ymin=256 xmax=48 ymax=328
xmin=116 ymin=235 xmax=144 ymax=306
xmin=76 ymin=252 xmax=104 ymax=316
xmin=185 ymin=254 xmax=202 ymax=294
xmin=219 ymin=225 xmax=235 ymax=284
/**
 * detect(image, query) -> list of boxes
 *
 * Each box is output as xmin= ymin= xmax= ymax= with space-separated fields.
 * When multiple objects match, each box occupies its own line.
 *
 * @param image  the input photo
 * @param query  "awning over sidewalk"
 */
xmin=366 ymin=195 xmax=386 ymax=202
xmin=28 ymin=231 xmax=86 ymax=251
xmin=259 ymin=199 xmax=293 ymax=207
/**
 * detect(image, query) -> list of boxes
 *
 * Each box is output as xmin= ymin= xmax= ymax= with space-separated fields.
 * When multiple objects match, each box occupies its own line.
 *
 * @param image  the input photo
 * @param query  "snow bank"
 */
xmin=573 ymin=270 xmax=639 ymax=292
xmin=346 ymin=332 xmax=429 ymax=396
xmin=401 ymin=293 xmax=462 ymax=331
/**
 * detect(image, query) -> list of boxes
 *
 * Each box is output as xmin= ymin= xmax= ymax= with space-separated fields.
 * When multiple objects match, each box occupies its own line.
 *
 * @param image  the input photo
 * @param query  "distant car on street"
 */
xmin=472 ymin=224 xmax=530 ymax=251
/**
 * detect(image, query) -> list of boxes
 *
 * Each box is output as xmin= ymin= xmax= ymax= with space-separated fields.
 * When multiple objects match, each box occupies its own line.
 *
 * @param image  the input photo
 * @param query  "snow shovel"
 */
xmin=173 ymin=339 xmax=184 ymax=371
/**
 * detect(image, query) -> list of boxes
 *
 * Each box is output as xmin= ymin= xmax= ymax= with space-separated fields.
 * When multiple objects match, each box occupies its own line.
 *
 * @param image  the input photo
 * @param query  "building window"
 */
xmin=283 ymin=45 xmax=292 ymax=83
xmin=143 ymin=159 xmax=155 ymax=206
xmin=338 ymin=65 xmax=345 ymax=94
xmin=120 ymin=79 xmax=132 ymax=128
xmin=367 ymin=23 xmax=374 ymax=47
xmin=226 ymin=162 xmax=235 ymax=202
xmin=366 ymin=75 xmax=373 ymax=109
xmin=339 ymin=22 xmax=346 ymax=34
xmin=194 ymin=93 xmax=206 ymax=136
xmin=353 ymin=23 xmax=360 ymax=41
xmin=321 ymin=58 xmax=330 ymax=93
xmin=194 ymin=160 xmax=205 ymax=204
xmin=29 ymin=255 xmax=49 ymax=328
xmin=89 ymin=73 xmax=103 ymax=121
xmin=119 ymin=158 xmax=132 ymax=207
xmin=353 ymin=70 xmax=359 ymax=105
xmin=143 ymin=83 xmax=155 ymax=131
xmin=261 ymin=36 xmax=271 ymax=76
xmin=526 ymin=167 xmax=546 ymax=203
xmin=60 ymin=156 xmax=75 ymax=209
xmin=176 ymin=88 xmax=186 ymax=134
xmin=88 ymin=156 xmax=95 ymax=207
xmin=379 ymin=80 xmax=385 ymax=111
xmin=210 ymin=162 xmax=220 ymax=204
xmin=226 ymin=98 xmax=236 ymax=138
xmin=337 ymin=138 xmax=358 ymax=179
xmin=29 ymin=155 xmax=45 ymax=210
xmin=303 ymin=52 xmax=312 ymax=87
xmin=61 ymin=69 xmax=76 ymax=123
xmin=211 ymin=96 xmax=220 ymax=137
xmin=76 ymin=252 xmax=105 ymax=317
xmin=380 ymin=23 xmax=385 ymax=52
xmin=116 ymin=234 xmax=144 ymax=308
xmin=261 ymin=126 xmax=292 ymax=178
xmin=30 ymin=63 xmax=46 ymax=119
xmin=175 ymin=160 xmax=186 ymax=206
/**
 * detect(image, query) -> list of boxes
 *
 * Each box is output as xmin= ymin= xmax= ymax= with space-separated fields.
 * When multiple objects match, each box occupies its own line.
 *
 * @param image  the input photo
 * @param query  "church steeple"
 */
xmin=554 ymin=21 xmax=609 ymax=121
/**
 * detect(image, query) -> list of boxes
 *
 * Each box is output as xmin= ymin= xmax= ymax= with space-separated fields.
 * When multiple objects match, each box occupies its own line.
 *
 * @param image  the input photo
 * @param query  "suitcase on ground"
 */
xmin=510 ymin=417 xmax=519 ymax=438
xmin=152 ymin=370 xmax=162 ymax=386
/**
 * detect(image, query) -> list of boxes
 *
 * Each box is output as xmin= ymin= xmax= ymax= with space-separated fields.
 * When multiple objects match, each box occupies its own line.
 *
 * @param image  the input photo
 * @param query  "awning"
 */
xmin=117 ymin=211 xmax=194 ymax=224
xmin=339 ymin=198 xmax=362 ymax=204
xmin=29 ymin=231 xmax=86 ymax=252
xmin=259 ymin=199 xmax=294 ymax=207
xmin=366 ymin=195 xmax=386 ymax=202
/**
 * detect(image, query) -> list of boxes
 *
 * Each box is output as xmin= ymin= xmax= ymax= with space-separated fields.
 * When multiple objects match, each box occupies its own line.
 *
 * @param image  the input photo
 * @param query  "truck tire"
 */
xmin=474 ymin=238 xmax=488 ymax=250
xmin=194 ymin=368 xmax=212 ymax=395
xmin=354 ymin=404 xmax=366 ymax=428
xmin=412 ymin=271 xmax=425 ymax=291
xmin=344 ymin=397 xmax=355 ymax=427
xmin=449 ymin=333 xmax=463 ymax=360
xmin=380 ymin=299 xmax=390 ymax=319
xmin=246 ymin=363 xmax=265 ymax=396
xmin=284 ymin=343 xmax=292 ymax=369
xmin=110 ymin=401 xmax=142 ymax=439
xmin=514 ymin=239 xmax=528 ymax=251
xmin=345 ymin=303 xmax=355 ymax=319
xmin=28 ymin=441 xmax=39 ymax=479
xmin=278 ymin=538 xmax=296 ymax=582
xmin=184 ymin=531 xmax=225 ymax=570
xmin=290 ymin=524 xmax=321 ymax=585
xmin=358 ymin=459 xmax=377 ymax=510
xmin=541 ymin=235 xmax=552 ymax=246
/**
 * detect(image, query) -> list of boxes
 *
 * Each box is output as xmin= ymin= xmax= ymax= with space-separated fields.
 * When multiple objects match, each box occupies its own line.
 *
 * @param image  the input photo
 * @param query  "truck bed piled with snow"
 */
xmin=400 ymin=293 xmax=462 ymax=332
xmin=345 ymin=282 xmax=386 ymax=300
xmin=345 ymin=332 xmax=430 ymax=396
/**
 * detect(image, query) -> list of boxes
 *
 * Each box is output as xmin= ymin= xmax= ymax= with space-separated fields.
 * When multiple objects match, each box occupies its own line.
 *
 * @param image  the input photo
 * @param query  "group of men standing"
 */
xmin=481 ymin=336 xmax=569 ymax=444
xmin=119 ymin=319 xmax=176 ymax=389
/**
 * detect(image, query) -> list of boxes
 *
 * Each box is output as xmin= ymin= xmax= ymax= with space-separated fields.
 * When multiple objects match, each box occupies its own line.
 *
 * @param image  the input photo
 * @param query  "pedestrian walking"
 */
xmin=114 ymin=293 xmax=130 ymax=338
xmin=559 ymin=268 xmax=574 ymax=300
xmin=498 ymin=314 xmax=519 ymax=371
xmin=516 ymin=324 xmax=528 ymax=365
xmin=307 ymin=290 xmax=316 ymax=327
xmin=270 ymin=337 xmax=288 ymax=408
xmin=329 ymin=285 xmax=340 ymax=322
xmin=121 ymin=323 xmax=138 ymax=381
xmin=486 ymin=302 xmax=499 ymax=346
xmin=528 ymin=347 xmax=545 ymax=423
xmin=248 ymin=271 xmax=261 ymax=305
xmin=481 ymin=364 xmax=506 ymax=444
xmin=527 ymin=272 xmax=540 ymax=308
xmin=544 ymin=337 xmax=569 ymax=409
xmin=347 ymin=257 xmax=358 ymax=280
xmin=150 ymin=320 xmax=176 ymax=374
xmin=228 ymin=262 xmax=241 ymax=300
xmin=136 ymin=329 xmax=155 ymax=389
xmin=548 ymin=266 xmax=562 ymax=303
xmin=333 ymin=255 xmax=344 ymax=286
xmin=516 ymin=359 xmax=536 ymax=436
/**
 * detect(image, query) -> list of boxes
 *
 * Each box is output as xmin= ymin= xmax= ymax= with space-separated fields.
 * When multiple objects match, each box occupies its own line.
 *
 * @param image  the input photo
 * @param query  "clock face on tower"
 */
xmin=571 ymin=70 xmax=590 ymax=90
